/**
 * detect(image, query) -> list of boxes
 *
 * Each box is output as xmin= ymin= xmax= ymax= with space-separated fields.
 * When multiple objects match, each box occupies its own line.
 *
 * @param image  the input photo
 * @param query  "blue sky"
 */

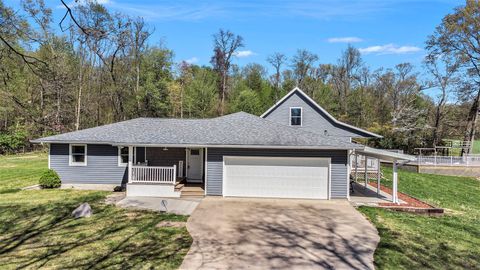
xmin=7 ymin=0 xmax=463 ymax=73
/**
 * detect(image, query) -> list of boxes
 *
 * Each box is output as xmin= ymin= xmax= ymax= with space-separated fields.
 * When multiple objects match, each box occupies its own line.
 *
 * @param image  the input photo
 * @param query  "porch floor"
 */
xmin=349 ymin=181 xmax=406 ymax=205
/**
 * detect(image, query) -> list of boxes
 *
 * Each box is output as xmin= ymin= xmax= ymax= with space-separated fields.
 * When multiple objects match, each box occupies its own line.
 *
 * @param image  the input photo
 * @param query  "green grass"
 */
xmin=0 ymin=152 xmax=48 ymax=193
xmin=358 ymin=167 xmax=480 ymax=269
xmin=444 ymin=139 xmax=480 ymax=155
xmin=474 ymin=140 xmax=480 ymax=154
xmin=0 ymin=152 xmax=192 ymax=269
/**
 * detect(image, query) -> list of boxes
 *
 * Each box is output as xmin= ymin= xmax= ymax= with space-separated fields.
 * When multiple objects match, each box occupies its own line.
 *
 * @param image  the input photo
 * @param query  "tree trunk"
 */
xmin=136 ymin=62 xmax=141 ymax=113
xmin=462 ymin=89 xmax=480 ymax=155
xmin=432 ymin=94 xmax=446 ymax=147
xmin=75 ymin=49 xmax=83 ymax=131
xmin=220 ymin=70 xmax=226 ymax=115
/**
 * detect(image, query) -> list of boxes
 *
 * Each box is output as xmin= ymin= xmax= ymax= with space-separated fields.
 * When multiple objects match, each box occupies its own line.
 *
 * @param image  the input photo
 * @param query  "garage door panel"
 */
xmin=224 ymin=157 xmax=329 ymax=199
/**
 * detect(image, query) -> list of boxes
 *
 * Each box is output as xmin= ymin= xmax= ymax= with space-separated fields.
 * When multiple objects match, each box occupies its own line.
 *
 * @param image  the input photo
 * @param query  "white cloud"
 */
xmin=359 ymin=44 xmax=421 ymax=55
xmin=234 ymin=50 xmax=256 ymax=58
xmin=327 ymin=37 xmax=363 ymax=43
xmin=184 ymin=57 xmax=199 ymax=64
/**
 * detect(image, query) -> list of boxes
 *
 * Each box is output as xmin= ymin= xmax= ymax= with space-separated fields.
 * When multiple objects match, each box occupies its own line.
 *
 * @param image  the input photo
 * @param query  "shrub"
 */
xmin=39 ymin=169 xmax=61 ymax=189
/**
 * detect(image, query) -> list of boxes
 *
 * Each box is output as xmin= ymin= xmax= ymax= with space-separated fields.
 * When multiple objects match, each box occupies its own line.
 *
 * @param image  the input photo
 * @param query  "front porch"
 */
xmin=124 ymin=146 xmax=206 ymax=198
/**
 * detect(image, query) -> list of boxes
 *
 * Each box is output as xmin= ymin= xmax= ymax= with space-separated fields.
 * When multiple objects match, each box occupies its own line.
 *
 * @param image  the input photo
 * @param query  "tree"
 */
xmin=426 ymin=0 xmax=480 ymax=154
xmin=182 ymin=66 xmax=219 ymax=118
xmin=267 ymin=52 xmax=287 ymax=101
xmin=290 ymin=49 xmax=318 ymax=89
xmin=331 ymin=45 xmax=363 ymax=116
xmin=424 ymin=53 xmax=459 ymax=147
xmin=210 ymin=29 xmax=244 ymax=115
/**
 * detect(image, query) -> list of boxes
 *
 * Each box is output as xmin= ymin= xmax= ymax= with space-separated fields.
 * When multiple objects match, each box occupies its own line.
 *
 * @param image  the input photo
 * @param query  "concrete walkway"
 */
xmin=116 ymin=196 xmax=202 ymax=215
xmin=180 ymin=197 xmax=379 ymax=270
xmin=350 ymin=182 xmax=406 ymax=206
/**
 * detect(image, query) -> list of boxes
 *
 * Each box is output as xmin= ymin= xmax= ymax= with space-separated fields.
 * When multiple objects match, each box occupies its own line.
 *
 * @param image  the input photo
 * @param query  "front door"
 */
xmin=187 ymin=148 xmax=203 ymax=182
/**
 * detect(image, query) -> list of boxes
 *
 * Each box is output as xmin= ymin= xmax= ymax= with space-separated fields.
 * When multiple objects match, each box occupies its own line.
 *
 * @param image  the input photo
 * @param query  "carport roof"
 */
xmin=32 ymin=112 xmax=363 ymax=150
xmin=356 ymin=147 xmax=416 ymax=162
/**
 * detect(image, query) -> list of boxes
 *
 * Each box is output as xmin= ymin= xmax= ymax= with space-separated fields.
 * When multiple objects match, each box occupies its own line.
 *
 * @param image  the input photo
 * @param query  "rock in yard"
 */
xmin=72 ymin=202 xmax=92 ymax=218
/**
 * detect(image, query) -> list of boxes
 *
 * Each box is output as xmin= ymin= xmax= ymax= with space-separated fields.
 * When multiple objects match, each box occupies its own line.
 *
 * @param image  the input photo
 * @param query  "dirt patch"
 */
xmin=156 ymin=221 xmax=186 ymax=228
xmin=105 ymin=192 xmax=126 ymax=205
xmin=124 ymin=212 xmax=140 ymax=220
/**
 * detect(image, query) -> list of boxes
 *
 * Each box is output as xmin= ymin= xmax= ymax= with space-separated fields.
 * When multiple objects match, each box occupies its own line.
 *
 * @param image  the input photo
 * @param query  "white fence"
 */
xmin=416 ymin=155 xmax=480 ymax=166
xmin=131 ymin=165 xmax=177 ymax=184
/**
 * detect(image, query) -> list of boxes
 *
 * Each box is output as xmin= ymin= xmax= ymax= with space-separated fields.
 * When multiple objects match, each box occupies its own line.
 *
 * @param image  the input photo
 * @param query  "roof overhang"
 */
xmin=30 ymin=140 xmax=363 ymax=150
xmin=355 ymin=146 xmax=416 ymax=162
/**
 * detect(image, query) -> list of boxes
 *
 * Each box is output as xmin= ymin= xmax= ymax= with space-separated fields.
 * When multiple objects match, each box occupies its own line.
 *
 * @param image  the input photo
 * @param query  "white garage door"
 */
xmin=223 ymin=156 xmax=330 ymax=199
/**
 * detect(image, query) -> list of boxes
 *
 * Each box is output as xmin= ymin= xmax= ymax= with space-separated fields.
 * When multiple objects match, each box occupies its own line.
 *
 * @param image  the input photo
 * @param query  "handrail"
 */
xmin=131 ymin=165 xmax=176 ymax=184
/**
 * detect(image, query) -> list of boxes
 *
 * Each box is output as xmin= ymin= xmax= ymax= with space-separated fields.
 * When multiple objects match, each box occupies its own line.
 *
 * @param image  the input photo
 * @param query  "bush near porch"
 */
xmin=0 ymin=152 xmax=192 ymax=269
xmin=359 ymin=166 xmax=480 ymax=269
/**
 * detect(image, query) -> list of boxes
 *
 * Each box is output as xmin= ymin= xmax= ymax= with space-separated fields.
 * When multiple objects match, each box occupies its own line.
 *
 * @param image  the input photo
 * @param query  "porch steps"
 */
xmin=180 ymin=186 xmax=205 ymax=198
xmin=174 ymin=182 xmax=184 ymax=192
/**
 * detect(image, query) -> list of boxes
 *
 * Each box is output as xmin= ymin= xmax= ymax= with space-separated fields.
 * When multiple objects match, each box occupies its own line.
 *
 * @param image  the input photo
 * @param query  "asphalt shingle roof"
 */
xmin=32 ymin=112 xmax=362 ymax=149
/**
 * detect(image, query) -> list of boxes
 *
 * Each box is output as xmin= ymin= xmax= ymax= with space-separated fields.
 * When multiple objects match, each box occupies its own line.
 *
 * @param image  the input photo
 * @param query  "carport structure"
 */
xmin=351 ymin=147 xmax=416 ymax=204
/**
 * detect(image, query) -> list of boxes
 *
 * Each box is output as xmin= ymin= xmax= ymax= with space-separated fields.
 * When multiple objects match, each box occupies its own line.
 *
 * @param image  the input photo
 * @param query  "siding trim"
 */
xmin=117 ymin=146 xmax=128 ymax=167
xmin=69 ymin=144 xmax=87 ymax=166
xmin=204 ymin=148 xmax=208 ymax=196
xmin=289 ymin=107 xmax=303 ymax=127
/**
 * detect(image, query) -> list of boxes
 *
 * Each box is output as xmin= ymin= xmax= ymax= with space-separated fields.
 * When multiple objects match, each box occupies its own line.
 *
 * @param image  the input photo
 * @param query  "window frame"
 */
xmin=69 ymin=144 xmax=87 ymax=166
xmin=289 ymin=107 xmax=303 ymax=126
xmin=118 ymin=146 xmax=129 ymax=167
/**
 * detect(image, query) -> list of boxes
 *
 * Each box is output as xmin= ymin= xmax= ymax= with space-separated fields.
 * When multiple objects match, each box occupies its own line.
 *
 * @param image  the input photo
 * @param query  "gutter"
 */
xmin=30 ymin=140 xmax=363 ymax=150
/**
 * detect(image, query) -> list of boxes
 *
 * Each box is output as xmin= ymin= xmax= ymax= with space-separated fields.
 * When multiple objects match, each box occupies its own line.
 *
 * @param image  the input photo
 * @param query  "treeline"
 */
xmin=0 ymin=0 xmax=479 ymax=154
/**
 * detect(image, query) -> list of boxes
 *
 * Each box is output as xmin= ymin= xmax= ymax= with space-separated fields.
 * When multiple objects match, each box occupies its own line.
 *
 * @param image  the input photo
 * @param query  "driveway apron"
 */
xmin=180 ymin=197 xmax=379 ymax=270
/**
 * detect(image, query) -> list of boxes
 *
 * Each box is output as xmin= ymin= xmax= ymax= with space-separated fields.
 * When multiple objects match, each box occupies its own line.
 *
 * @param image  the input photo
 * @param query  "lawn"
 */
xmin=358 ymin=166 xmax=480 ymax=269
xmin=0 ymin=152 xmax=192 ymax=269
xmin=444 ymin=139 xmax=480 ymax=155
xmin=0 ymin=151 xmax=48 ymax=193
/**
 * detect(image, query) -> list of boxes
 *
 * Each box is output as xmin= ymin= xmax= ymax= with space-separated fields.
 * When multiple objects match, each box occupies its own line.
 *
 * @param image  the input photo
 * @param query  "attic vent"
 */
xmin=324 ymin=130 xmax=328 ymax=136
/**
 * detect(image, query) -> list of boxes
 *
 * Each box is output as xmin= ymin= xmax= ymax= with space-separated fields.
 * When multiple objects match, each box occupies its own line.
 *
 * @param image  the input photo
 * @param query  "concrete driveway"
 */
xmin=180 ymin=197 xmax=379 ymax=270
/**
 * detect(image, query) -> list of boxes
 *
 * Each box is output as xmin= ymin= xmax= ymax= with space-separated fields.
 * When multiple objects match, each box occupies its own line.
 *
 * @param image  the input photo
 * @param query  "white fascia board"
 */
xmin=32 ymin=140 xmax=362 ymax=150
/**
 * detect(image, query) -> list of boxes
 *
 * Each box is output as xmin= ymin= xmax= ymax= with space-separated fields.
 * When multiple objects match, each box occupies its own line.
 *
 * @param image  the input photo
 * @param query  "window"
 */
xmin=118 ymin=146 xmax=129 ymax=166
xmin=290 ymin=107 xmax=302 ymax=126
xmin=69 ymin=144 xmax=87 ymax=166
xmin=190 ymin=149 xmax=200 ymax=155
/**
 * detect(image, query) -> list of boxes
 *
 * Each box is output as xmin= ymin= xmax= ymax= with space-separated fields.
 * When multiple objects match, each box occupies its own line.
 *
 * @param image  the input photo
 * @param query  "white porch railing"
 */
xmin=131 ymin=165 xmax=177 ymax=184
xmin=416 ymin=155 xmax=480 ymax=166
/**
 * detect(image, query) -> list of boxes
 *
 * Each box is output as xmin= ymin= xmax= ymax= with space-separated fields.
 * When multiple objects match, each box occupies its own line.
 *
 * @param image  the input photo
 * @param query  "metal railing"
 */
xmin=131 ymin=165 xmax=177 ymax=184
xmin=416 ymin=155 xmax=480 ymax=166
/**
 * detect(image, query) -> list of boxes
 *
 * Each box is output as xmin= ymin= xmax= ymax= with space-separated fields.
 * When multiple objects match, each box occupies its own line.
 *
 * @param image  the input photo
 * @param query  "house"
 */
xmin=32 ymin=87 xmax=414 ymax=202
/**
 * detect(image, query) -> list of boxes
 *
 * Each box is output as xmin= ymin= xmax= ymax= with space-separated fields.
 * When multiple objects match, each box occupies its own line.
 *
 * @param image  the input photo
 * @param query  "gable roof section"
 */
xmin=32 ymin=112 xmax=363 ymax=150
xmin=261 ymin=87 xmax=382 ymax=138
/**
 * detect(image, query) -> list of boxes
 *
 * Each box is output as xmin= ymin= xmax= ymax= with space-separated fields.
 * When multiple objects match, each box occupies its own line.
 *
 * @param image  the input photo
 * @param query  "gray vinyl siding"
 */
xmin=206 ymin=148 xmax=348 ymax=198
xmin=263 ymin=91 xmax=368 ymax=139
xmin=50 ymin=144 xmax=127 ymax=185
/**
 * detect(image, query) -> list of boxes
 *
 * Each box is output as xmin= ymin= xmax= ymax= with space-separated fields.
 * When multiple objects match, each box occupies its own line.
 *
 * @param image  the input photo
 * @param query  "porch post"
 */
xmin=364 ymin=156 xmax=368 ymax=188
xmin=377 ymin=158 xmax=381 ymax=197
xmin=354 ymin=154 xmax=358 ymax=182
xmin=392 ymin=160 xmax=398 ymax=204
xmin=128 ymin=145 xmax=133 ymax=183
